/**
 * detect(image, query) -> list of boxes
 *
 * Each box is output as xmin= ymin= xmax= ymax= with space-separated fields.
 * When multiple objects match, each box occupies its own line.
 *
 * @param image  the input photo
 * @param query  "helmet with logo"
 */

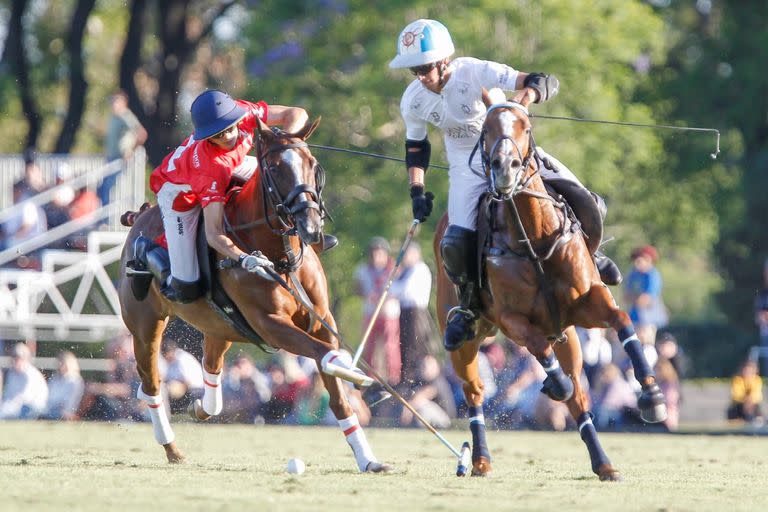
xmin=190 ymin=89 xmax=247 ymax=140
xmin=389 ymin=19 xmax=455 ymax=69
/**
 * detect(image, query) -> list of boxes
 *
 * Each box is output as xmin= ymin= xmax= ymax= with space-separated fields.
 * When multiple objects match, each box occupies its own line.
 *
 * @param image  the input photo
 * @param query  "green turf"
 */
xmin=0 ymin=421 xmax=766 ymax=511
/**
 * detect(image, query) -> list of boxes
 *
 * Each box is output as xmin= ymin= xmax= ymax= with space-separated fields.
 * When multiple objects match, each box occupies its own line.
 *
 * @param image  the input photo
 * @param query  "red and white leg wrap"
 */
xmin=137 ymin=387 xmax=174 ymax=445
xmin=338 ymin=413 xmax=377 ymax=472
xmin=201 ymin=369 xmax=223 ymax=416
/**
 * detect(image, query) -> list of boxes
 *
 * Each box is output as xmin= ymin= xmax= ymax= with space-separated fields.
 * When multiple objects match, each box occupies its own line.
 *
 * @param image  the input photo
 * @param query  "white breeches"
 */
xmin=446 ymin=145 xmax=583 ymax=231
xmin=156 ymin=182 xmax=202 ymax=282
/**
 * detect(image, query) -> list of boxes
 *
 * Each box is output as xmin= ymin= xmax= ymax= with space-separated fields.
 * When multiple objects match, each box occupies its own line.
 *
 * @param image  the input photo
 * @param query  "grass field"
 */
xmin=0 ymin=421 xmax=766 ymax=511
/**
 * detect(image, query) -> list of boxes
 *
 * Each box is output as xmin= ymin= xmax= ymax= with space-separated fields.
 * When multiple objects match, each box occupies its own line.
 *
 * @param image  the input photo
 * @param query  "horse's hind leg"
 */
xmin=581 ymin=285 xmax=667 ymax=423
xmin=189 ymin=336 xmax=232 ymax=421
xmin=130 ymin=315 xmax=184 ymax=463
xmin=450 ymin=338 xmax=492 ymax=476
xmin=553 ymin=326 xmax=621 ymax=481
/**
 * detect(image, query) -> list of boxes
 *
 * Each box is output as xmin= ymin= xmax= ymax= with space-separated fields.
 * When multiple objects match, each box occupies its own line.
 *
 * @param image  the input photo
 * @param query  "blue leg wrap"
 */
xmin=618 ymin=326 xmax=654 ymax=382
xmin=468 ymin=406 xmax=490 ymax=461
xmin=578 ymin=412 xmax=611 ymax=474
xmin=538 ymin=352 xmax=574 ymax=401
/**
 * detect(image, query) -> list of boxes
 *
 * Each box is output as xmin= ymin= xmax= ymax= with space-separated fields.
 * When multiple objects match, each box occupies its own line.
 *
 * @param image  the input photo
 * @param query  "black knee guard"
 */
xmin=440 ymin=225 xmax=478 ymax=286
xmin=165 ymin=277 xmax=203 ymax=304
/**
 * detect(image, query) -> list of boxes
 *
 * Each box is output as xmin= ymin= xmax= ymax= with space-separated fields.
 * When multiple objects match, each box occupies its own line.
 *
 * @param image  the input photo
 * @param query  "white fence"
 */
xmin=0 ymin=150 xmax=148 ymax=344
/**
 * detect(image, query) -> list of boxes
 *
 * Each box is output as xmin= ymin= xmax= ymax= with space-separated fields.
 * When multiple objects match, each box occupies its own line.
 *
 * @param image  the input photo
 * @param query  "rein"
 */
xmin=481 ymin=102 xmax=574 ymax=342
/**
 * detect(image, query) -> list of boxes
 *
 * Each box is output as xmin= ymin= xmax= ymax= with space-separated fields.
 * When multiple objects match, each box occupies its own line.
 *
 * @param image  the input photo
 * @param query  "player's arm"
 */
xmin=266 ymin=105 xmax=309 ymax=133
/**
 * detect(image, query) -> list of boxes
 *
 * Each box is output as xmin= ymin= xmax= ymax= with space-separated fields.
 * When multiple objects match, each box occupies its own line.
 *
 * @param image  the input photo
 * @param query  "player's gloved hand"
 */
xmin=410 ymin=185 xmax=434 ymax=222
xmin=239 ymin=251 xmax=275 ymax=281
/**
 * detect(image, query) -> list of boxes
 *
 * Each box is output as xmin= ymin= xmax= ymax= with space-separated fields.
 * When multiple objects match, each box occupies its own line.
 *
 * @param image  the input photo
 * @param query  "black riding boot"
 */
xmin=440 ymin=226 xmax=480 ymax=352
xmin=132 ymin=236 xmax=202 ymax=304
xmin=595 ymin=252 xmax=622 ymax=286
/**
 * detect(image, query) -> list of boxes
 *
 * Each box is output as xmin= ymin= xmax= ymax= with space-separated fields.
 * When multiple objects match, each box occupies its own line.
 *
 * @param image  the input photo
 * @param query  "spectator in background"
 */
xmin=494 ymin=342 xmax=545 ymax=429
xmin=15 ymin=153 xmax=47 ymax=197
xmin=726 ymin=359 xmax=764 ymax=425
xmin=389 ymin=242 xmax=438 ymax=387
xmin=41 ymin=350 xmax=85 ymax=421
xmin=578 ymin=327 xmax=613 ymax=388
xmin=43 ymin=163 xmax=76 ymax=246
xmin=625 ymin=245 xmax=668 ymax=347
xmin=161 ymin=338 xmax=204 ymax=413
xmin=355 ymin=237 xmax=401 ymax=385
xmin=220 ymin=354 xmax=272 ymax=424
xmin=99 ymin=90 xmax=147 ymax=208
xmin=66 ymin=179 xmax=101 ymax=249
xmin=0 ymin=342 xmax=48 ymax=419
xmin=263 ymin=354 xmax=310 ymax=424
xmin=81 ymin=331 xmax=142 ymax=421
xmin=654 ymin=357 xmax=680 ymax=431
xmin=591 ymin=363 xmax=639 ymax=430
xmin=399 ymin=355 xmax=456 ymax=429
xmin=755 ymin=259 xmax=768 ymax=374
xmin=1 ymin=182 xmax=47 ymax=264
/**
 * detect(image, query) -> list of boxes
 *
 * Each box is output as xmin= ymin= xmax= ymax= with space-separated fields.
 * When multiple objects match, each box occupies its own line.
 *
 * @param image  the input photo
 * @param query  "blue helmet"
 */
xmin=190 ymin=90 xmax=247 ymax=140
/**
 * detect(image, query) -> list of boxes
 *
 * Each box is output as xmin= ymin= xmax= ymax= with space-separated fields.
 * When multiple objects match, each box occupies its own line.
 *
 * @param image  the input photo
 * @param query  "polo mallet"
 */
xmin=351 ymin=219 xmax=421 ymax=367
xmin=257 ymin=263 xmax=465 ymax=461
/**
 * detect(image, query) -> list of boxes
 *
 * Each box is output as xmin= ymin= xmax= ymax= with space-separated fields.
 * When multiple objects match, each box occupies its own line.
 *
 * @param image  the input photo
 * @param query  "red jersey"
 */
xmin=149 ymin=99 xmax=268 ymax=211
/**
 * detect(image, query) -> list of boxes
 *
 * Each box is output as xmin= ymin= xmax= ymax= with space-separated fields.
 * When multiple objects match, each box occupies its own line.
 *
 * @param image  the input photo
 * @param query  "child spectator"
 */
xmin=727 ymin=359 xmax=764 ymax=425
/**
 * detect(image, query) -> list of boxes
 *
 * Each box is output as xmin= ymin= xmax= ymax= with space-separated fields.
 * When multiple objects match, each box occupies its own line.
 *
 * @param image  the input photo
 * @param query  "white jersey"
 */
xmin=398 ymin=57 xmax=581 ymax=230
xmin=400 ymin=57 xmax=519 ymax=154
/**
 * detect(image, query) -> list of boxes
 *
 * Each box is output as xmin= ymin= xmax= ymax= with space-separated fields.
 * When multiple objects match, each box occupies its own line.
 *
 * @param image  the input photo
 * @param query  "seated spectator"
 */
xmin=727 ymin=359 xmax=764 ymax=425
xmin=80 ymin=331 xmax=143 ymax=421
xmin=41 ymin=350 xmax=85 ymax=420
xmin=654 ymin=357 xmax=680 ymax=431
xmin=592 ymin=363 xmax=640 ymax=430
xmin=0 ymin=342 xmax=48 ymax=419
xmin=220 ymin=354 xmax=272 ymax=424
xmin=1 ymin=182 xmax=47 ymax=259
xmin=294 ymin=370 xmax=333 ymax=426
xmin=494 ymin=343 xmax=545 ymax=429
xmin=263 ymin=354 xmax=310 ymax=424
xmin=67 ymin=183 xmax=100 ymax=249
xmin=162 ymin=338 xmax=203 ymax=413
xmin=579 ymin=327 xmax=613 ymax=387
xmin=399 ymin=355 xmax=456 ymax=429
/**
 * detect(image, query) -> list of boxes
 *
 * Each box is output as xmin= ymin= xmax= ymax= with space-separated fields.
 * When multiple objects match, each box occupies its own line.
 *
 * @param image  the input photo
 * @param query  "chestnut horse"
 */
xmin=118 ymin=119 xmax=387 ymax=472
xmin=434 ymin=95 xmax=666 ymax=481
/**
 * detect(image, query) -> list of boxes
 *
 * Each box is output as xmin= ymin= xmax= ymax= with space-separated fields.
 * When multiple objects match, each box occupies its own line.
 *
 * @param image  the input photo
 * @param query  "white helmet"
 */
xmin=389 ymin=19 xmax=455 ymax=69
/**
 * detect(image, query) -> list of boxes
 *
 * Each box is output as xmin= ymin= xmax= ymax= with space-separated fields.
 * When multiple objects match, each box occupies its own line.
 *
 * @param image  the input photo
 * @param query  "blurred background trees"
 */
xmin=0 ymin=0 xmax=764 ymax=375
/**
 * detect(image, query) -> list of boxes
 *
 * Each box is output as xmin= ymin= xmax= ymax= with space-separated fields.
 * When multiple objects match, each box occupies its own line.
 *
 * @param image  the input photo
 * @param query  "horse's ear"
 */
xmin=255 ymin=116 xmax=273 ymax=140
xmin=296 ymin=116 xmax=321 ymax=141
xmin=481 ymin=88 xmax=494 ymax=108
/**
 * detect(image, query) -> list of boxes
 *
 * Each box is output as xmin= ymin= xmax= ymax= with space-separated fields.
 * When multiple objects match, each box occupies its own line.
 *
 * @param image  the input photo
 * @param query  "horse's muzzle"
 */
xmin=296 ymin=211 xmax=323 ymax=245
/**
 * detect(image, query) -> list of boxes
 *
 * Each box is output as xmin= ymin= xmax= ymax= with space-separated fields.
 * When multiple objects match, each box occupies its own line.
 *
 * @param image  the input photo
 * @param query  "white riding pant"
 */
xmin=447 ymin=145 xmax=582 ymax=231
xmin=156 ymin=156 xmax=259 ymax=282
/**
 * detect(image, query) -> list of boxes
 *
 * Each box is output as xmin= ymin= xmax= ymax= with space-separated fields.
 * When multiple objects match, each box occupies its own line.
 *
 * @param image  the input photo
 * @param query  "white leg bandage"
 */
xmin=338 ymin=414 xmax=377 ymax=472
xmin=202 ymin=369 xmax=223 ymax=416
xmin=137 ymin=387 xmax=175 ymax=445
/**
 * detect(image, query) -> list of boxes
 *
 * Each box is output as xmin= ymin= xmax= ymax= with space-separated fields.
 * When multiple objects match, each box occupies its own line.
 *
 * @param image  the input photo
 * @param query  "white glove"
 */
xmin=239 ymin=251 xmax=275 ymax=281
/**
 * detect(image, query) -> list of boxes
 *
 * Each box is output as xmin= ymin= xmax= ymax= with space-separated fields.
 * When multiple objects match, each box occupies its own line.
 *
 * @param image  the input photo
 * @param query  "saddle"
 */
xmin=126 ymin=214 xmax=272 ymax=351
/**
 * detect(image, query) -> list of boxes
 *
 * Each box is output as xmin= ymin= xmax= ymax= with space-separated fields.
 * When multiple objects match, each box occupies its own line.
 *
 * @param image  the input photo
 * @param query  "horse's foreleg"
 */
xmin=189 ymin=336 xmax=232 ymax=421
xmin=586 ymin=285 xmax=667 ymax=423
xmin=318 ymin=371 xmax=387 ymax=473
xmin=131 ymin=316 xmax=184 ymax=463
xmin=553 ymin=327 xmax=621 ymax=481
xmin=450 ymin=339 xmax=491 ymax=476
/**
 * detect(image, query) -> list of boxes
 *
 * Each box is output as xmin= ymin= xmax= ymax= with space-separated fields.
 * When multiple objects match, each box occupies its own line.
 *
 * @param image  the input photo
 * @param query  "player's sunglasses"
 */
xmin=409 ymin=63 xmax=437 ymax=76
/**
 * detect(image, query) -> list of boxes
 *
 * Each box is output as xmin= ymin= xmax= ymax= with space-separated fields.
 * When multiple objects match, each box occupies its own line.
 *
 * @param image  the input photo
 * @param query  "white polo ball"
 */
xmin=286 ymin=458 xmax=306 ymax=475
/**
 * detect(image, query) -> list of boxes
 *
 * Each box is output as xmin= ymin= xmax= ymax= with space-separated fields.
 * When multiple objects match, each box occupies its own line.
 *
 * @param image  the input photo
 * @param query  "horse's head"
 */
xmin=480 ymin=90 xmax=535 ymax=197
xmin=255 ymin=117 xmax=326 ymax=245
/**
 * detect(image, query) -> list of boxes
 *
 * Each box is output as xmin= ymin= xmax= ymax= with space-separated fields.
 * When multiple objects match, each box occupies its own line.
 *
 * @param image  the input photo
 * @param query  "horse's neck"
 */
xmin=501 ymin=172 xmax=561 ymax=244
xmin=227 ymin=177 xmax=299 ymax=259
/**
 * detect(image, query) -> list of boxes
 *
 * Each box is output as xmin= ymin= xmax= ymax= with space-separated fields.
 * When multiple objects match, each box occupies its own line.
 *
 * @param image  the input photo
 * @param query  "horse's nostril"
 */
xmin=511 ymin=159 xmax=522 ymax=168
xmin=491 ymin=158 xmax=501 ymax=169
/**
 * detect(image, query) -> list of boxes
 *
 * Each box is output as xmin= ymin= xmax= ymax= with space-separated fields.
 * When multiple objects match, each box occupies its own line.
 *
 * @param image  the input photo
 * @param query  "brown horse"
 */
xmin=118 ymin=118 xmax=388 ymax=472
xmin=434 ymin=94 xmax=666 ymax=481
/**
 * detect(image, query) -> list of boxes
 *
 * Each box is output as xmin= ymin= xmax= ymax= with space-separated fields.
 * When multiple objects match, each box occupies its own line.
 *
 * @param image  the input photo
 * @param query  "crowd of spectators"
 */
xmin=0 ymin=241 xmax=764 ymax=434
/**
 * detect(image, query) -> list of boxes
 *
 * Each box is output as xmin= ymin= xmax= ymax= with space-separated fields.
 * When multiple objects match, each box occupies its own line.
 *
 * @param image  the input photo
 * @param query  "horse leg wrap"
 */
xmin=137 ymin=387 xmax=175 ymax=445
xmin=618 ymin=326 xmax=654 ymax=382
xmin=538 ymin=353 xmax=574 ymax=402
xmin=578 ymin=412 xmax=611 ymax=475
xmin=468 ymin=406 xmax=491 ymax=462
xmin=202 ymin=370 xmax=223 ymax=416
xmin=338 ymin=414 xmax=378 ymax=472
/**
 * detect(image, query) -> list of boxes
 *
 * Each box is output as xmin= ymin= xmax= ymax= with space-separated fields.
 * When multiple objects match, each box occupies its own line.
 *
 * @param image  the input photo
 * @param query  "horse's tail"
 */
xmin=120 ymin=202 xmax=152 ymax=227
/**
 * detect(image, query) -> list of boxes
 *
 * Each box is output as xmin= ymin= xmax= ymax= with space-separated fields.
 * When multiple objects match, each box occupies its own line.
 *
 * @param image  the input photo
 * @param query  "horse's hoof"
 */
xmin=187 ymin=399 xmax=211 ymax=422
xmin=597 ymin=464 xmax=622 ymax=482
xmin=361 ymin=382 xmax=391 ymax=407
xmin=540 ymin=374 xmax=574 ymax=402
xmin=364 ymin=461 xmax=392 ymax=473
xmin=470 ymin=457 xmax=492 ymax=477
xmin=163 ymin=442 xmax=186 ymax=464
xmin=638 ymin=383 xmax=668 ymax=423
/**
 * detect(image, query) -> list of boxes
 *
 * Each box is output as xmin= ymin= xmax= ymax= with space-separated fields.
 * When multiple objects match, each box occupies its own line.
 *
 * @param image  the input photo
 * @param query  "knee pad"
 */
xmin=440 ymin=225 xmax=478 ymax=285
xmin=168 ymin=277 xmax=203 ymax=303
